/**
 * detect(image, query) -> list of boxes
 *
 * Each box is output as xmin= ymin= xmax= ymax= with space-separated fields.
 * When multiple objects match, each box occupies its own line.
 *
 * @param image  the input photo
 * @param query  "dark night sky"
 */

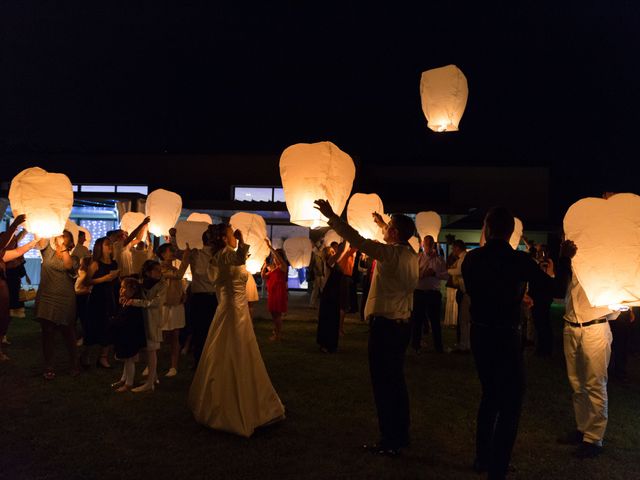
xmin=2 ymin=3 xmax=640 ymax=211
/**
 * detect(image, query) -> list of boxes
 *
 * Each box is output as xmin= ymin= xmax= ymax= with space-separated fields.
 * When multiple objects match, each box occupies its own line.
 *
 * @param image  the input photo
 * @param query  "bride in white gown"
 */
xmin=189 ymin=225 xmax=285 ymax=437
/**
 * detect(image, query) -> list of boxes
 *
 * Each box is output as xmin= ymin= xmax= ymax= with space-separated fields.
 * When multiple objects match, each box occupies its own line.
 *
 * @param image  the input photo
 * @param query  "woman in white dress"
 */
xmin=189 ymin=224 xmax=285 ymax=437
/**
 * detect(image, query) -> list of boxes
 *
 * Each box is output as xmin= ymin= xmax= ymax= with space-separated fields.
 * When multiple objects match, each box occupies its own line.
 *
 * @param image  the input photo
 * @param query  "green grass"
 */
xmin=1 ymin=297 xmax=639 ymax=480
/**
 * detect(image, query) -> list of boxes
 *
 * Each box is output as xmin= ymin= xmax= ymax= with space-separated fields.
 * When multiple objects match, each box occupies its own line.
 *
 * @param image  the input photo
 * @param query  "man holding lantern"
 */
xmin=314 ymin=199 xmax=419 ymax=457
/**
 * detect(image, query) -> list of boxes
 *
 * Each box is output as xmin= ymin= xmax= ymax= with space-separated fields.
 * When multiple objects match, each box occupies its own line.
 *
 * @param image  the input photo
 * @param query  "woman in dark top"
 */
xmin=316 ymin=242 xmax=349 ymax=353
xmin=83 ymin=237 xmax=119 ymax=368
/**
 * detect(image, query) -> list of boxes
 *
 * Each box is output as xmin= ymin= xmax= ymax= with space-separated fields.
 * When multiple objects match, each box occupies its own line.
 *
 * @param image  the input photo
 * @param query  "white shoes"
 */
xmin=164 ymin=368 xmax=177 ymax=378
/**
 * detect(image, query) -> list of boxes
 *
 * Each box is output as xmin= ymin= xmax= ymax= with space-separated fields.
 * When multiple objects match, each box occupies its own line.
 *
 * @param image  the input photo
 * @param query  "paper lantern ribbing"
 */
xmin=420 ymin=65 xmax=468 ymax=132
xmin=323 ymin=229 xmax=342 ymax=247
xmin=229 ymin=212 xmax=270 ymax=274
xmin=283 ymin=237 xmax=313 ymax=269
xmin=175 ymin=220 xmax=209 ymax=250
xmin=509 ymin=217 xmax=524 ymax=250
xmin=119 ymin=212 xmax=146 ymax=235
xmin=564 ymin=193 xmax=640 ymax=308
xmin=347 ymin=193 xmax=385 ymax=241
xmin=8 ymin=167 xmax=74 ymax=238
xmin=187 ymin=212 xmax=213 ymax=224
xmin=279 ymin=141 xmax=355 ymax=228
xmin=415 ymin=211 xmax=441 ymax=242
xmin=146 ymin=189 xmax=182 ymax=236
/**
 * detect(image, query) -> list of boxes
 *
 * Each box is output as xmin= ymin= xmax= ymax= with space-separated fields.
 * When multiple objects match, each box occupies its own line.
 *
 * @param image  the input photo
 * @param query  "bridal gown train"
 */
xmin=189 ymin=243 xmax=285 ymax=437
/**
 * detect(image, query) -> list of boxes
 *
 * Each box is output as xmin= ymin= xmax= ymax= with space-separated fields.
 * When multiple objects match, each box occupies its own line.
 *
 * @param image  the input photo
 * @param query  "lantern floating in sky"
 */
xmin=420 ymin=64 xmax=468 ymax=132
xmin=120 ymin=211 xmax=146 ymax=236
xmin=229 ymin=212 xmax=270 ymax=274
xmin=187 ymin=212 xmax=213 ymax=224
xmin=8 ymin=167 xmax=74 ymax=238
xmin=279 ymin=141 xmax=355 ymax=228
xmin=283 ymin=237 xmax=313 ymax=269
xmin=347 ymin=193 xmax=385 ymax=241
xmin=509 ymin=217 xmax=524 ymax=250
xmin=175 ymin=220 xmax=209 ymax=250
xmin=564 ymin=193 xmax=640 ymax=308
xmin=415 ymin=211 xmax=441 ymax=242
xmin=146 ymin=189 xmax=182 ymax=236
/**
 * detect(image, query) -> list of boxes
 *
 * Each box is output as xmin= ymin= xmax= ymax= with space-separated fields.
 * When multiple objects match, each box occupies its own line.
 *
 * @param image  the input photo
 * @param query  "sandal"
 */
xmin=43 ymin=369 xmax=56 ymax=381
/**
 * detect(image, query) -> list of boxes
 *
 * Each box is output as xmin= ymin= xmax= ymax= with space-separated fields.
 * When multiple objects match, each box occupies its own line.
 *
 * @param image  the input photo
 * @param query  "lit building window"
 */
xmin=80 ymin=185 xmax=116 ymax=193
xmin=116 ymin=185 xmax=149 ymax=195
xmin=273 ymin=188 xmax=285 ymax=202
xmin=234 ymin=187 xmax=273 ymax=202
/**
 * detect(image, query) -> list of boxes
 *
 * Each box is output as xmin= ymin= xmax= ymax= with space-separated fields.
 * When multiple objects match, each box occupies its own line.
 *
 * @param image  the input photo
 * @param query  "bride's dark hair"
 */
xmin=207 ymin=223 xmax=230 ymax=254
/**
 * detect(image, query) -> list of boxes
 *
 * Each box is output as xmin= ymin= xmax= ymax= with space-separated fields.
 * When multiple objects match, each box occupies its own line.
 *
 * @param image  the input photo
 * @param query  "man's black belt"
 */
xmin=564 ymin=318 xmax=607 ymax=328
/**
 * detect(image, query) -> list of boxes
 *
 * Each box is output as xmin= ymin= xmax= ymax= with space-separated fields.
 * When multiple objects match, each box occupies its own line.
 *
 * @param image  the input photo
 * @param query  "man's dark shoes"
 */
xmin=572 ymin=441 xmax=603 ymax=459
xmin=557 ymin=430 xmax=583 ymax=445
xmin=363 ymin=441 xmax=403 ymax=457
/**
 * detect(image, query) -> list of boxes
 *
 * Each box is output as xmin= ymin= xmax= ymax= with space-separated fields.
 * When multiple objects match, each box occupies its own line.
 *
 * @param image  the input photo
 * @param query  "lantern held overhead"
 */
xmin=420 ymin=64 xmax=468 ymax=132
xmin=415 ymin=211 xmax=441 ymax=242
xmin=347 ymin=193 xmax=385 ymax=241
xmin=120 ymin=212 xmax=146 ymax=236
xmin=175 ymin=220 xmax=209 ymax=250
xmin=564 ymin=193 xmax=640 ymax=308
xmin=279 ymin=141 xmax=355 ymax=228
xmin=283 ymin=237 xmax=313 ymax=269
xmin=509 ymin=217 xmax=524 ymax=250
xmin=146 ymin=189 xmax=182 ymax=236
xmin=323 ymin=229 xmax=342 ymax=247
xmin=8 ymin=167 xmax=74 ymax=238
xmin=229 ymin=212 xmax=270 ymax=274
xmin=187 ymin=212 xmax=213 ymax=224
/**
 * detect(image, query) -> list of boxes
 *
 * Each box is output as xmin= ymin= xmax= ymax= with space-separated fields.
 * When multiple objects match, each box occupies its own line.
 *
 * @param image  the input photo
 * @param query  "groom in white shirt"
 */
xmin=314 ymin=199 xmax=419 ymax=456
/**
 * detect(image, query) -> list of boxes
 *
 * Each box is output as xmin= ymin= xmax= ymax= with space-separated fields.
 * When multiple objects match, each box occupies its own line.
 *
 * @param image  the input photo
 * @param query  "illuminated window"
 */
xmin=117 ymin=185 xmax=149 ymax=195
xmin=273 ymin=188 xmax=285 ymax=202
xmin=81 ymin=185 xmax=116 ymax=193
xmin=234 ymin=187 xmax=273 ymax=202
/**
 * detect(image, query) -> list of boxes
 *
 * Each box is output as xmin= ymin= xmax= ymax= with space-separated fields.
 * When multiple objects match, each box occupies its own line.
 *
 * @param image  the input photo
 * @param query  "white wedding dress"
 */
xmin=189 ymin=243 xmax=285 ymax=437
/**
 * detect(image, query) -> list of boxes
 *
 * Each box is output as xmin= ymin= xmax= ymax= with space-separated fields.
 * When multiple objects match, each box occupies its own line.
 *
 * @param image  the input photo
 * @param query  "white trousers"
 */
xmin=444 ymin=287 xmax=458 ymax=327
xmin=563 ymin=321 xmax=612 ymax=445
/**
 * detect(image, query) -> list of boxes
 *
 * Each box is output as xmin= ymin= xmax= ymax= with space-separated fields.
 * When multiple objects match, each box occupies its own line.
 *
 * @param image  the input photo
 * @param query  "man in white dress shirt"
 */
xmin=314 ymin=199 xmax=419 ymax=457
xmin=558 ymin=273 xmax=617 ymax=458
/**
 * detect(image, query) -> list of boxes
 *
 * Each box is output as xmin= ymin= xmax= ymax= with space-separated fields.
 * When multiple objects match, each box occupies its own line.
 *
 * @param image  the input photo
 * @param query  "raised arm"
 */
xmin=264 ymin=238 xmax=287 ymax=272
xmin=2 ymin=239 xmax=38 ymax=262
xmin=124 ymin=216 xmax=151 ymax=247
xmin=314 ymin=199 xmax=392 ymax=262
xmin=0 ymin=214 xmax=26 ymax=252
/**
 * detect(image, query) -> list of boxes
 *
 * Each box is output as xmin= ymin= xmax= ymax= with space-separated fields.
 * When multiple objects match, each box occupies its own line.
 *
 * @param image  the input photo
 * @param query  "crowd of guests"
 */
xmin=1 ymin=200 xmax=637 ymax=480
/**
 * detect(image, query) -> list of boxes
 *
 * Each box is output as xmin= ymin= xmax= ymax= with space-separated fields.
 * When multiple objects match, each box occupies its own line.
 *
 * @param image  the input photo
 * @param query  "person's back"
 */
xmin=463 ymin=240 xmax=539 ymax=329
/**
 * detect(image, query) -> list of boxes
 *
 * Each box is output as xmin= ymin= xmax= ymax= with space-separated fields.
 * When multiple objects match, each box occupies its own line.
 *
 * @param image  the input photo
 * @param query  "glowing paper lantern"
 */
xmin=50 ymin=219 xmax=80 ymax=249
xmin=8 ymin=167 xmax=73 ymax=238
xmin=271 ymin=237 xmax=284 ymax=250
xmin=175 ymin=220 xmax=209 ymax=250
xmin=283 ymin=237 xmax=313 ymax=269
xmin=120 ymin=212 xmax=146 ymax=235
xmin=415 ymin=211 xmax=441 ymax=242
xmin=346 ymin=193 xmax=385 ymax=242
xmin=187 ymin=212 xmax=213 ymax=224
xmin=420 ymin=64 xmax=468 ymax=132
xmin=229 ymin=212 xmax=270 ymax=274
xmin=564 ymin=193 xmax=640 ymax=308
xmin=146 ymin=189 xmax=182 ymax=236
xmin=323 ymin=229 xmax=342 ymax=246
xmin=280 ymin=141 xmax=355 ymax=228
xmin=509 ymin=217 xmax=524 ymax=250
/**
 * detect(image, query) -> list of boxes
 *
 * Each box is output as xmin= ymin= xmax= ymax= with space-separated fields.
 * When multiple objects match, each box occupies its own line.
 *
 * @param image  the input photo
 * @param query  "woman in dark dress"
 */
xmin=83 ymin=237 xmax=119 ymax=368
xmin=316 ymin=242 xmax=349 ymax=353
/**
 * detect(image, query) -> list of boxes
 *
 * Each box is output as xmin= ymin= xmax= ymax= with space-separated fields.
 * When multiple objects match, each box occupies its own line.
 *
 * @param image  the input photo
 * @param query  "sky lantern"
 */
xmin=175 ymin=220 xmax=209 ymax=250
xmin=145 ymin=189 xmax=182 ymax=236
xmin=187 ymin=212 xmax=213 ymax=224
xmin=420 ymin=64 xmax=468 ymax=132
xmin=8 ymin=167 xmax=73 ymax=238
xmin=119 ymin=212 xmax=146 ymax=235
xmin=415 ymin=211 xmax=441 ymax=242
xmin=347 ymin=193 xmax=385 ymax=241
xmin=409 ymin=236 xmax=420 ymax=253
xmin=229 ymin=212 xmax=270 ymax=274
xmin=279 ymin=141 xmax=355 ymax=229
xmin=283 ymin=237 xmax=313 ymax=269
xmin=564 ymin=193 xmax=640 ymax=308
xmin=323 ymin=229 xmax=342 ymax=246
xmin=509 ymin=217 xmax=524 ymax=250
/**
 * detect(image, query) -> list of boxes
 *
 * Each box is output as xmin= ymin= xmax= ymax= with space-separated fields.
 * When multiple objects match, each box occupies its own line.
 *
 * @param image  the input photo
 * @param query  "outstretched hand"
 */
xmin=372 ymin=212 xmax=387 ymax=228
xmin=233 ymin=229 xmax=244 ymax=243
xmin=314 ymin=199 xmax=336 ymax=219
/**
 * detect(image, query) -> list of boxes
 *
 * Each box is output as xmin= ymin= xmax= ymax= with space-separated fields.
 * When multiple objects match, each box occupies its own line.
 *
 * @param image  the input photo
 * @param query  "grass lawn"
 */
xmin=1 ymin=294 xmax=639 ymax=480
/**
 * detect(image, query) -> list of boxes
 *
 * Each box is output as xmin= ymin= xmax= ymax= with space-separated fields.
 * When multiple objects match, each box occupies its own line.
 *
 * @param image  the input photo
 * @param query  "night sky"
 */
xmin=2 ymin=3 xmax=640 ymax=214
